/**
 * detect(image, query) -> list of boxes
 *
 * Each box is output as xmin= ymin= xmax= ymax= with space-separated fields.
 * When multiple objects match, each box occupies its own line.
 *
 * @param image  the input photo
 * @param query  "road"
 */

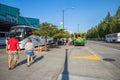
xmin=0 ymin=40 xmax=120 ymax=80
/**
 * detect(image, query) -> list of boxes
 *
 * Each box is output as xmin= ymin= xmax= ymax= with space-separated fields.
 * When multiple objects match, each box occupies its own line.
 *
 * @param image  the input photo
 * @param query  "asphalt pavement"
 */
xmin=0 ymin=41 xmax=120 ymax=80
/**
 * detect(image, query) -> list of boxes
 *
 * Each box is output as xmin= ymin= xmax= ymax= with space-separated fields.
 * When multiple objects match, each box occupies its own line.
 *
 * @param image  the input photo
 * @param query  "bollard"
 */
xmin=38 ymin=46 xmax=42 ymax=52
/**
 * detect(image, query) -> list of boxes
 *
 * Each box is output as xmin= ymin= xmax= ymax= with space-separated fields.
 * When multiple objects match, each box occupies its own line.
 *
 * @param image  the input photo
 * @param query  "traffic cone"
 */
xmin=38 ymin=46 xmax=42 ymax=52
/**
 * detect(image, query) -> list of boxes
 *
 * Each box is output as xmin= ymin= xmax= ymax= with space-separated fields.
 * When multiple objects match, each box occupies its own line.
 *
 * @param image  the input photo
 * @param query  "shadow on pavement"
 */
xmin=16 ymin=55 xmax=44 ymax=67
xmin=16 ymin=56 xmax=37 ymax=67
xmin=61 ymin=49 xmax=69 ymax=80
xmin=17 ymin=59 xmax=27 ymax=67
xmin=32 ymin=55 xmax=44 ymax=64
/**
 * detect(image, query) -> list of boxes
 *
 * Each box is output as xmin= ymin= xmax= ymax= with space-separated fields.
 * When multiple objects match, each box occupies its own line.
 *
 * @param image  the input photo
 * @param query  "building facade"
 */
xmin=0 ymin=3 xmax=39 ymax=32
xmin=18 ymin=16 xmax=39 ymax=28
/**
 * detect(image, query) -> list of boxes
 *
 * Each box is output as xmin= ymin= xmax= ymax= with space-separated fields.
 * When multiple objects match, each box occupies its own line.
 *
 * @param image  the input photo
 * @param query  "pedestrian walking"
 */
xmin=24 ymin=38 xmax=34 ymax=67
xmin=6 ymin=33 xmax=20 ymax=70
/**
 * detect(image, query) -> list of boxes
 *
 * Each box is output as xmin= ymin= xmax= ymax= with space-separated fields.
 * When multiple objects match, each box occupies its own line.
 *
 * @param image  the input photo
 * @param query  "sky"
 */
xmin=0 ymin=0 xmax=120 ymax=33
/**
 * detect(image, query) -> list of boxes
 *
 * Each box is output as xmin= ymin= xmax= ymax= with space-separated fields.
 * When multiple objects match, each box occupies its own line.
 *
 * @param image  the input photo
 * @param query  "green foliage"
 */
xmin=33 ymin=22 xmax=71 ymax=38
xmin=116 ymin=6 xmax=120 ymax=18
xmin=33 ymin=22 xmax=58 ymax=37
xmin=53 ymin=29 xmax=71 ymax=38
xmin=87 ymin=27 xmax=99 ymax=38
xmin=87 ymin=6 xmax=120 ymax=38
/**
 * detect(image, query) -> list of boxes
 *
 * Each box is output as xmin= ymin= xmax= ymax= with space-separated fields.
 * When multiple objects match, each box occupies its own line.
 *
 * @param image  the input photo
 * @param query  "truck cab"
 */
xmin=73 ymin=33 xmax=86 ymax=46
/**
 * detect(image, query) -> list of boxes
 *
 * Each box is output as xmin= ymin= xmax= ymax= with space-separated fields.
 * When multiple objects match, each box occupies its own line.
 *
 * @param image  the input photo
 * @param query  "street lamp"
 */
xmin=78 ymin=24 xmax=79 ymax=32
xmin=62 ymin=7 xmax=74 ymax=30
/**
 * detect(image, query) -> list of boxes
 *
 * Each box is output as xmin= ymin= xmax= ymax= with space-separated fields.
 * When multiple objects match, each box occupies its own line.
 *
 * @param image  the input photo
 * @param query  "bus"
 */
xmin=9 ymin=25 xmax=53 ymax=49
xmin=0 ymin=31 xmax=9 ymax=45
xmin=105 ymin=32 xmax=120 ymax=42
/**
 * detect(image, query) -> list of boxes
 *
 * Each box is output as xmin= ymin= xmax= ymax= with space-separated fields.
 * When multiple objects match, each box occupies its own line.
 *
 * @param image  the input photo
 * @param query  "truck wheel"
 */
xmin=83 ymin=43 xmax=85 ymax=46
xmin=74 ymin=43 xmax=76 ymax=46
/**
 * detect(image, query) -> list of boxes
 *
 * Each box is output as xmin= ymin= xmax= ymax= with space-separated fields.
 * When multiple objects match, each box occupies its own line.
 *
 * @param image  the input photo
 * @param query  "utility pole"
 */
xmin=62 ymin=10 xmax=64 ymax=30
xmin=62 ymin=7 xmax=74 ymax=30
xmin=78 ymin=24 xmax=79 ymax=32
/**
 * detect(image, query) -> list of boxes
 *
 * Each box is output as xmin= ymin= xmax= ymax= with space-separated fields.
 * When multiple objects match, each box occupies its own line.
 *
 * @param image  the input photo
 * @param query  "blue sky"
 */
xmin=0 ymin=0 xmax=120 ymax=33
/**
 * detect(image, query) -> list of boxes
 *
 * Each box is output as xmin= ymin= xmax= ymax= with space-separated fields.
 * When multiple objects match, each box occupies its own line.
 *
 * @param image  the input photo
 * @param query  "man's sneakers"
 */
xmin=8 ymin=65 xmax=16 ymax=70
xmin=13 ymin=65 xmax=16 ymax=69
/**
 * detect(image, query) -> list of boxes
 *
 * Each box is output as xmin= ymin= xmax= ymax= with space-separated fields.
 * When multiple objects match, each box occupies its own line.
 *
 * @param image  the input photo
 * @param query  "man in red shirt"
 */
xmin=6 ymin=33 xmax=20 ymax=70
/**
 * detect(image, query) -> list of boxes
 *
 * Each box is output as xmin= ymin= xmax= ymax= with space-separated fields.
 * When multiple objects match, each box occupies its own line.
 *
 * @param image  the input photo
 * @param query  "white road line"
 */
xmin=85 ymin=46 xmax=102 ymax=59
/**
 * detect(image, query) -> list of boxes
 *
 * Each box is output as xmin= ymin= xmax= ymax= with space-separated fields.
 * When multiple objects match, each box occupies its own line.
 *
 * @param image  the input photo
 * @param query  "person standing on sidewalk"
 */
xmin=24 ymin=38 xmax=34 ymax=67
xmin=6 ymin=33 xmax=20 ymax=70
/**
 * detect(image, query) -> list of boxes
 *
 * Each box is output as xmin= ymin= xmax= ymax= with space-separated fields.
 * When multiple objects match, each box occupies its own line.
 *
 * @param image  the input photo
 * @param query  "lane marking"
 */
xmin=72 ymin=46 xmax=101 ymax=60
xmin=72 ymin=55 xmax=100 ymax=60
xmin=86 ymin=46 xmax=98 ymax=56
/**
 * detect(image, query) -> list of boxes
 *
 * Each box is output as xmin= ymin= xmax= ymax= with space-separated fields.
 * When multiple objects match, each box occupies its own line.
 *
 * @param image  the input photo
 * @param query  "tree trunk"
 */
xmin=45 ymin=36 xmax=47 ymax=51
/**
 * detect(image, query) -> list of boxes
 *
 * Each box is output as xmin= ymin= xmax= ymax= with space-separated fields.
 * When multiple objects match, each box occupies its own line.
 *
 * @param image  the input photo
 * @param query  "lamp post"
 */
xmin=62 ymin=7 xmax=74 ymax=30
xmin=78 ymin=24 xmax=79 ymax=32
xmin=62 ymin=9 xmax=64 ymax=30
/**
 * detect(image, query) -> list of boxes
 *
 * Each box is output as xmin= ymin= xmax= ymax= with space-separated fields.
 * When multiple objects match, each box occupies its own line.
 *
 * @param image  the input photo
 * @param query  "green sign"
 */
xmin=60 ymin=22 xmax=63 ymax=29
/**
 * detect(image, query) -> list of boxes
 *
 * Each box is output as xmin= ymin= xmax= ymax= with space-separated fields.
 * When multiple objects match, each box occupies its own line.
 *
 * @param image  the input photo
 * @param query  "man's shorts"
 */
xmin=8 ymin=51 xmax=19 ymax=60
xmin=26 ymin=52 xmax=34 ymax=56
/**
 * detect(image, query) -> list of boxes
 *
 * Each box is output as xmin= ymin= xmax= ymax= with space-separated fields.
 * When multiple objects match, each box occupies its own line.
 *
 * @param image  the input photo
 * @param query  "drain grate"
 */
xmin=103 ymin=58 xmax=115 ymax=62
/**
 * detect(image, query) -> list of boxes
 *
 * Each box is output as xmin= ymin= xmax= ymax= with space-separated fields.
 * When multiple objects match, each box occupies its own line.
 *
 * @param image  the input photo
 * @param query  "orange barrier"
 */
xmin=38 ymin=46 xmax=42 ymax=52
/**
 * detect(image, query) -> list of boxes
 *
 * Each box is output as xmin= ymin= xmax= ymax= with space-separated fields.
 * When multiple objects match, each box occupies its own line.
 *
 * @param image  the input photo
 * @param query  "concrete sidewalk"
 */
xmin=0 ymin=44 xmax=120 ymax=80
xmin=0 ymin=45 xmax=70 ymax=80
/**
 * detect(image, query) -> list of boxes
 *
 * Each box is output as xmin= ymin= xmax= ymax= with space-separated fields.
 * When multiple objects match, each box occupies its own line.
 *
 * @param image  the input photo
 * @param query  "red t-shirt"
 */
xmin=7 ymin=37 xmax=19 ymax=51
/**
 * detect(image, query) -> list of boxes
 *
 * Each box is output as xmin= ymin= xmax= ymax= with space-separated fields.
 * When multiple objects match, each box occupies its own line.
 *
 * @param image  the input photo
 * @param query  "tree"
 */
xmin=33 ymin=22 xmax=58 ymax=51
xmin=53 ymin=30 xmax=70 ymax=38
xmin=87 ymin=6 xmax=120 ymax=39
xmin=116 ymin=6 xmax=120 ymax=18
xmin=116 ymin=6 xmax=120 ymax=32
xmin=54 ymin=29 xmax=64 ymax=38
xmin=33 ymin=22 xmax=71 ymax=50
